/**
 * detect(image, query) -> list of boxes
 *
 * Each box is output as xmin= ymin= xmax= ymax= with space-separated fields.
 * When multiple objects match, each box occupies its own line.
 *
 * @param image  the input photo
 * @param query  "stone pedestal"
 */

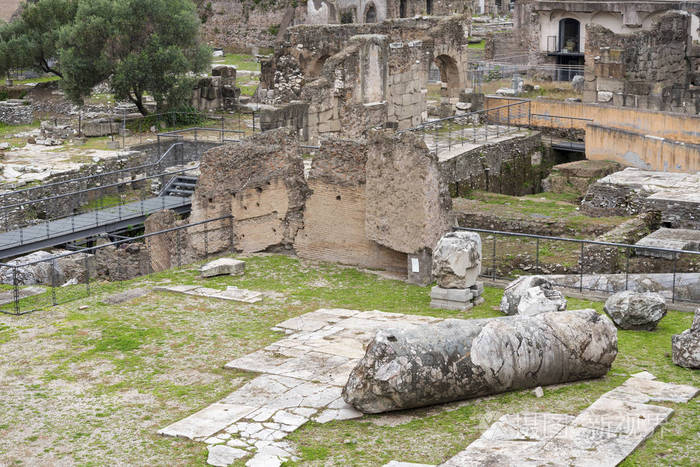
xmin=407 ymin=248 xmax=432 ymax=286
xmin=430 ymin=281 xmax=484 ymax=311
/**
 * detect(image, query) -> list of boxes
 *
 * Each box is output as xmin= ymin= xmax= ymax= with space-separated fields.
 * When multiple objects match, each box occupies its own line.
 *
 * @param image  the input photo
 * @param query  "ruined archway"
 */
xmin=365 ymin=3 xmax=377 ymax=23
xmin=559 ymin=18 xmax=580 ymax=52
xmin=434 ymin=54 xmax=460 ymax=95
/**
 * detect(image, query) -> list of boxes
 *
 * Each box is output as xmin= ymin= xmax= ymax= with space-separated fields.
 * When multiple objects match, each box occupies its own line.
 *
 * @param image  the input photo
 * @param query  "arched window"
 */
xmin=365 ymin=4 xmax=377 ymax=23
xmin=559 ymin=18 xmax=581 ymax=52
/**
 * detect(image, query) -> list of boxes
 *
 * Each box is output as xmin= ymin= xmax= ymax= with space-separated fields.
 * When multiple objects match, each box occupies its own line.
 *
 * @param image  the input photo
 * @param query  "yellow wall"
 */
xmin=586 ymin=124 xmax=700 ymax=172
xmin=485 ymin=96 xmax=700 ymax=144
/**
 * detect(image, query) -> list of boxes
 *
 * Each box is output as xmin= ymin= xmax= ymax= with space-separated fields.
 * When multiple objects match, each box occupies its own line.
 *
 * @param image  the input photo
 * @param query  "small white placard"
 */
xmin=411 ymin=257 xmax=420 ymax=273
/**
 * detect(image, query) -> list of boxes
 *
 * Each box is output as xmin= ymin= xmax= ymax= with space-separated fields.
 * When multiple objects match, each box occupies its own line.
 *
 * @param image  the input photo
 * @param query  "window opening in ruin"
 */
xmin=365 ymin=4 xmax=377 ymax=23
xmin=434 ymin=55 xmax=460 ymax=94
xmin=400 ymin=0 xmax=407 ymax=18
xmin=426 ymin=0 xmax=433 ymax=15
xmin=559 ymin=18 xmax=580 ymax=53
xmin=306 ymin=54 xmax=330 ymax=77
xmin=340 ymin=10 xmax=354 ymax=24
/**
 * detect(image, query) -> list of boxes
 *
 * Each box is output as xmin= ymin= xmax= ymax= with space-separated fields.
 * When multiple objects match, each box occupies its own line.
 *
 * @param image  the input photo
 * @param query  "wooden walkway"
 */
xmin=0 ymin=196 xmax=191 ymax=259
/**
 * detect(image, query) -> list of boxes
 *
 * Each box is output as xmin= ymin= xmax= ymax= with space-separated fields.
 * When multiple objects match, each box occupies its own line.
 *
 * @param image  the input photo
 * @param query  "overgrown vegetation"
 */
xmin=0 ymin=254 xmax=697 ymax=465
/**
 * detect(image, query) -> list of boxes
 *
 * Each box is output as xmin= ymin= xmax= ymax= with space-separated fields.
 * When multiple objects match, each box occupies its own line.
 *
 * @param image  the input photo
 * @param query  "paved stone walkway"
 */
xmin=155 ymin=285 xmax=263 ymax=303
xmin=159 ymin=308 xmax=444 ymax=466
xmin=389 ymin=371 xmax=698 ymax=466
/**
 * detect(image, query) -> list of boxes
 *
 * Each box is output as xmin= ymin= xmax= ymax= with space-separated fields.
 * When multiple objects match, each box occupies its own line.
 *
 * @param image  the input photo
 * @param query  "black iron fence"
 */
xmin=0 ymin=215 xmax=234 ymax=315
xmin=456 ymin=227 xmax=700 ymax=305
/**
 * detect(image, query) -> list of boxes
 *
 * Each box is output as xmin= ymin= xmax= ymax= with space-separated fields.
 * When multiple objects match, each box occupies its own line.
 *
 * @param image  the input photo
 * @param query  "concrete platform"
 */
xmin=636 ymin=228 xmax=700 ymax=259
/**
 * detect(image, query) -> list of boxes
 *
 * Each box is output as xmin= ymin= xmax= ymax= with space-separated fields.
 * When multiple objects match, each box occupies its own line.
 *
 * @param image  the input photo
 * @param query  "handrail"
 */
xmin=0 ymin=214 xmax=232 ymax=268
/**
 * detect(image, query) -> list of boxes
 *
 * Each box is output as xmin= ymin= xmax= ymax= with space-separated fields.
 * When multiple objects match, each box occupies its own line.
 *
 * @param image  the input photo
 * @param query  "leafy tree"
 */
xmin=0 ymin=0 xmax=78 ymax=78
xmin=59 ymin=0 xmax=211 ymax=115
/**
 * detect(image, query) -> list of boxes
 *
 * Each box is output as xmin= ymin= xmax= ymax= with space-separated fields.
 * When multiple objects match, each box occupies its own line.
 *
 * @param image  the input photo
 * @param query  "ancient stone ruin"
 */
xmin=604 ymin=291 xmax=667 ymax=331
xmin=343 ymin=309 xmax=618 ymax=413
xmin=430 ymin=231 xmax=484 ymax=310
xmin=672 ymin=309 xmax=700 ymax=369
xmin=500 ymin=275 xmax=567 ymax=316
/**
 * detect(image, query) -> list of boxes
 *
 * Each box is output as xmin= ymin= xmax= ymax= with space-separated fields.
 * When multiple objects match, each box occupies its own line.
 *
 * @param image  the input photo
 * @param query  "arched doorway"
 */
xmin=400 ymin=0 xmax=407 ymax=18
xmin=559 ymin=18 xmax=580 ymax=52
xmin=365 ymin=3 xmax=377 ymax=23
xmin=434 ymin=54 xmax=460 ymax=96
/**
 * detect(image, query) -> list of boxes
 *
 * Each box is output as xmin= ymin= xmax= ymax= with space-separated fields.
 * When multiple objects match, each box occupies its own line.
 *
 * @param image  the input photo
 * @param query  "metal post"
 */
xmin=579 ymin=242 xmax=584 ymax=292
xmin=535 ymin=237 xmax=540 ymax=273
xmin=51 ymin=259 xmax=57 ymax=306
xmin=434 ymin=123 xmax=438 ymax=156
xmin=671 ymin=253 xmax=677 ymax=304
xmin=492 ymin=235 xmax=497 ymax=280
xmin=84 ymin=254 xmax=90 ymax=297
xmin=13 ymin=267 xmax=19 ymax=315
xmin=229 ymin=216 xmax=235 ymax=253
xmin=625 ymin=246 xmax=631 ymax=291
xmin=176 ymin=229 xmax=182 ymax=268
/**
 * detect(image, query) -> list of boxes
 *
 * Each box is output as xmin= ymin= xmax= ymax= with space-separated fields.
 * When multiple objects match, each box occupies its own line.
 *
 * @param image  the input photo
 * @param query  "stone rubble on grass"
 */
xmin=671 ymin=308 xmax=700 ymax=368
xmin=430 ymin=231 xmax=484 ymax=311
xmin=342 ymin=309 xmax=617 ymax=413
xmin=154 ymin=285 xmax=262 ymax=303
xmin=499 ymin=275 xmax=567 ymax=316
xmin=604 ymin=290 xmax=667 ymax=330
xmin=160 ymin=309 xmax=446 ymax=465
xmin=387 ymin=372 xmax=697 ymax=467
xmin=200 ymin=258 xmax=246 ymax=278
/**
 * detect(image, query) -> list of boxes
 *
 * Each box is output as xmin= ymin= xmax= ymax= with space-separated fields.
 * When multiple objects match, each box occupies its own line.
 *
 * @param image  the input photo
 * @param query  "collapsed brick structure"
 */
xmin=257 ymin=16 xmax=470 ymax=142
xmin=584 ymin=11 xmax=700 ymax=113
xmin=187 ymin=129 xmax=451 ymax=283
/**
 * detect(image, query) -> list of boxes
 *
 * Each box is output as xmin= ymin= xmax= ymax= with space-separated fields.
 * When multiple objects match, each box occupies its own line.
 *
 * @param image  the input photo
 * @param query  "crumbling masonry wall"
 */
xmin=188 ymin=129 xmax=309 ymax=255
xmin=584 ymin=11 xmax=700 ymax=113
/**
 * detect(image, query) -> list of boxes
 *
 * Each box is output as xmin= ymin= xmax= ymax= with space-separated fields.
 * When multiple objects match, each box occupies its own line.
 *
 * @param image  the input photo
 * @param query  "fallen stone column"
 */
xmin=343 ymin=309 xmax=617 ymax=413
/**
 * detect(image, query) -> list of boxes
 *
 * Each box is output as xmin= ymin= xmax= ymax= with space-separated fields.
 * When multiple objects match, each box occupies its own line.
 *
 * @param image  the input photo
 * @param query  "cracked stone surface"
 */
xmin=604 ymin=291 xmax=667 ymax=331
xmin=439 ymin=373 xmax=698 ymax=466
xmin=499 ymin=275 xmax=566 ymax=316
xmin=343 ymin=309 xmax=617 ymax=413
xmin=154 ymin=285 xmax=262 ymax=303
xmin=159 ymin=308 xmax=442 ymax=465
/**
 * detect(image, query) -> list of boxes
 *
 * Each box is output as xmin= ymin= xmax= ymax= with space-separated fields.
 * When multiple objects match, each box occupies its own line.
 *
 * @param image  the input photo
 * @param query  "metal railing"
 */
xmin=0 ymin=165 xmax=200 ymax=255
xmin=402 ymin=100 xmax=531 ymax=158
xmin=0 ymin=215 xmax=234 ymax=315
xmin=456 ymin=227 xmax=700 ymax=305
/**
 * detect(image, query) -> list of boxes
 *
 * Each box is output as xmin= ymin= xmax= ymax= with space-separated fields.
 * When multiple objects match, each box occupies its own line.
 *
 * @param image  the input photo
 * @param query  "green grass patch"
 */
xmin=213 ymin=53 xmax=260 ymax=72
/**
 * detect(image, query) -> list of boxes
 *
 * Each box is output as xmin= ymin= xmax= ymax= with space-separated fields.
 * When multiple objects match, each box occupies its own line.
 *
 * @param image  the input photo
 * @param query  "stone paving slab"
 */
xmin=161 ymin=308 xmax=439 ymax=466
xmin=438 ymin=373 xmax=697 ymax=467
xmin=155 ymin=285 xmax=262 ymax=303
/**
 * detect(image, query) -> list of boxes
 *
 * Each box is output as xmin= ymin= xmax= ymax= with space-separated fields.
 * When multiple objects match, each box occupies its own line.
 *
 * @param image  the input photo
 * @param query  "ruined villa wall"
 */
xmin=584 ymin=11 xmax=699 ymax=114
xmin=294 ymin=139 xmax=408 ymax=273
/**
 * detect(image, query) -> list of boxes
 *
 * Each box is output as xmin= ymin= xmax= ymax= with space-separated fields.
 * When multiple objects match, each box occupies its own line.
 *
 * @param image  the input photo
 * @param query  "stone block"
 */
xmin=430 ymin=298 xmax=474 ymax=311
xmin=430 ymin=286 xmax=473 ymax=302
xmin=596 ymin=78 xmax=624 ymax=93
xmin=201 ymin=258 xmax=246 ymax=277
xmin=597 ymin=91 xmax=613 ymax=103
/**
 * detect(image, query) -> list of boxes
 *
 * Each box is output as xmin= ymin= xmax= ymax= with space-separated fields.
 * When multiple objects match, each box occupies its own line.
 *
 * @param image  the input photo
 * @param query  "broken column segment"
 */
xmin=500 ymin=275 xmax=567 ymax=316
xmin=430 ymin=231 xmax=484 ymax=311
xmin=672 ymin=309 xmax=700 ymax=369
xmin=342 ymin=309 xmax=617 ymax=413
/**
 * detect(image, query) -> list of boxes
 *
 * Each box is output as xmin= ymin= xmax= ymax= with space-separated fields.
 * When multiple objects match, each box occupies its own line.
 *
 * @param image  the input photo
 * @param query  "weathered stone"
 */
xmin=671 ymin=309 xmax=700 ymax=368
xmin=499 ymin=275 xmax=566 ymax=316
xmin=603 ymin=291 xmax=667 ymax=330
xmin=365 ymin=131 xmax=452 ymax=256
xmin=432 ymin=231 xmax=482 ymax=289
xmin=201 ymin=258 xmax=246 ymax=278
xmin=207 ymin=444 xmax=248 ymax=466
xmin=342 ymin=310 xmax=617 ymax=413
xmin=571 ymin=74 xmax=584 ymax=93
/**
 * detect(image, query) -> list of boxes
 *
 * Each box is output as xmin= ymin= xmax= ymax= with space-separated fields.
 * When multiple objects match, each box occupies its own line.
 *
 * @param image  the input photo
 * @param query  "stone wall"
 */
xmin=261 ymin=15 xmax=468 ymax=142
xmin=188 ymin=130 xmax=450 ymax=281
xmin=188 ymin=129 xmax=309 ymax=255
xmin=542 ymin=160 xmax=622 ymax=198
xmin=191 ymin=66 xmax=240 ymax=112
xmin=199 ymin=0 xmax=308 ymax=51
xmin=294 ymin=138 xmax=407 ymax=273
xmin=0 ymin=101 xmax=34 ymax=125
xmin=306 ymin=0 xmax=472 ymax=25
xmin=583 ymin=11 xmax=699 ymax=114
xmin=581 ymin=211 xmax=661 ymax=274
xmin=438 ymin=131 xmax=547 ymax=196
xmin=586 ymin=123 xmax=700 ymax=173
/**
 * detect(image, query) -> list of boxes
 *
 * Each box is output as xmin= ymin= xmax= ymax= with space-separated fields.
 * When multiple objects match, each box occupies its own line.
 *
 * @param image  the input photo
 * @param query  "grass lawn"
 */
xmin=0 ymin=254 xmax=697 ymax=465
xmin=213 ymin=54 xmax=261 ymax=73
